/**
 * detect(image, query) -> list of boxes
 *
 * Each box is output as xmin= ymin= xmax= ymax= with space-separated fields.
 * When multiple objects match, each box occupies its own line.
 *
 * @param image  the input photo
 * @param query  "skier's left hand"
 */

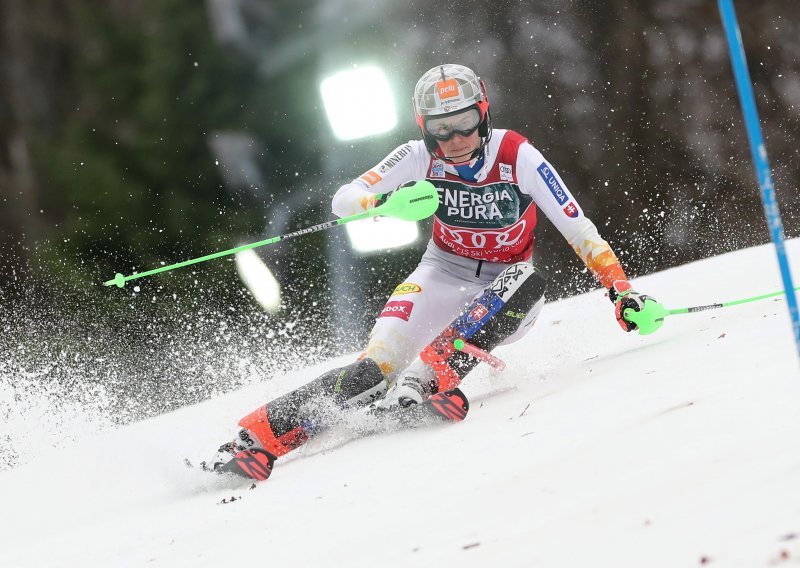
xmin=609 ymin=280 xmax=656 ymax=332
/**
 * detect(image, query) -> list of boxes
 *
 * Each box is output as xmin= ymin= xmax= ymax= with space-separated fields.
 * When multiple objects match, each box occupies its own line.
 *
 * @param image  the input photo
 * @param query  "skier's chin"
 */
xmin=446 ymin=149 xmax=473 ymax=163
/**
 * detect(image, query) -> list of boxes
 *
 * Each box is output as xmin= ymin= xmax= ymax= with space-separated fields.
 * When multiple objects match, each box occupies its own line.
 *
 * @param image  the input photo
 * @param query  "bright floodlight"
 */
xmin=346 ymin=217 xmax=419 ymax=254
xmin=320 ymin=66 xmax=397 ymax=141
xmin=235 ymin=249 xmax=281 ymax=313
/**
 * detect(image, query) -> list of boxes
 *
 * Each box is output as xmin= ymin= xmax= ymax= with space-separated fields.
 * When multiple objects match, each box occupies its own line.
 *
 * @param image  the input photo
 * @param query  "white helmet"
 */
xmin=412 ymin=64 xmax=492 ymax=157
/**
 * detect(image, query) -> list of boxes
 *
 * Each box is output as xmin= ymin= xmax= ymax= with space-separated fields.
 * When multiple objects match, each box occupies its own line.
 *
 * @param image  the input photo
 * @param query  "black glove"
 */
xmin=609 ymin=280 xmax=656 ymax=332
xmin=373 ymin=181 xmax=417 ymax=209
xmin=372 ymin=190 xmax=392 ymax=209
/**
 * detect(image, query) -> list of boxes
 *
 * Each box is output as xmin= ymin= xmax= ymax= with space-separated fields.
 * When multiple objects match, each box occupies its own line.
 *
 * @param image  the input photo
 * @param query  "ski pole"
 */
xmin=623 ymin=286 xmax=800 ymax=335
xmin=453 ymin=338 xmax=506 ymax=372
xmin=103 ymin=180 xmax=439 ymax=289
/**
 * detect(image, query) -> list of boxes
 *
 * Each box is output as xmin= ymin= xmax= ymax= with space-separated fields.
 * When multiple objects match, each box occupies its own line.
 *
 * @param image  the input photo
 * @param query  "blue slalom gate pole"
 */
xmin=718 ymin=0 xmax=800 ymax=360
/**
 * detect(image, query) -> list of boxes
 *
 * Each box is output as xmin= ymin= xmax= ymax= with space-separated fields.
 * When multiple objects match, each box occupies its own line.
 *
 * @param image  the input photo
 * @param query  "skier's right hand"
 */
xmin=372 ymin=190 xmax=393 ymax=209
xmin=358 ymin=190 xmax=394 ymax=211
xmin=373 ymin=181 xmax=418 ymax=209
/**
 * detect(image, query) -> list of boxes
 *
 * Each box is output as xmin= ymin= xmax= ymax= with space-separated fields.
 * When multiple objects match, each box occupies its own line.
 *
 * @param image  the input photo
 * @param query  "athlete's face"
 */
xmin=436 ymin=130 xmax=481 ymax=164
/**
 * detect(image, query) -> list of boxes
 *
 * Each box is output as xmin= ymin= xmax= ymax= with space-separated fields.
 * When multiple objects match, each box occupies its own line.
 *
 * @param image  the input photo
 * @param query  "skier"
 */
xmin=206 ymin=64 xmax=656 ymax=481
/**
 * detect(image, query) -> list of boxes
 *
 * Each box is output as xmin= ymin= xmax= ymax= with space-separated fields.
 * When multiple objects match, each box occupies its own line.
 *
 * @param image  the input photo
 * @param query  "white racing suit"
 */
xmin=206 ymin=130 xmax=632 ymax=479
xmin=332 ymin=129 xmax=628 ymax=387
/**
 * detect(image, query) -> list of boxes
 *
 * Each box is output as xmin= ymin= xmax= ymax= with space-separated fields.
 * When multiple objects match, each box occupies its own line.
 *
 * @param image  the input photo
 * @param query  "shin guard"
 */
xmin=238 ymin=357 xmax=387 ymax=458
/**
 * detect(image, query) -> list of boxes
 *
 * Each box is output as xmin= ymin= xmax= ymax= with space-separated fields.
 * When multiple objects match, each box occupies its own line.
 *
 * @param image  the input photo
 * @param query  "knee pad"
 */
xmin=482 ymin=262 xmax=547 ymax=339
xmin=456 ymin=262 xmax=547 ymax=347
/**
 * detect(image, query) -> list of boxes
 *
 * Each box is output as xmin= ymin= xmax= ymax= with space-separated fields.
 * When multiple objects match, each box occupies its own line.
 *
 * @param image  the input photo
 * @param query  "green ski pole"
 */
xmin=623 ymin=285 xmax=800 ymax=335
xmin=104 ymin=180 xmax=439 ymax=289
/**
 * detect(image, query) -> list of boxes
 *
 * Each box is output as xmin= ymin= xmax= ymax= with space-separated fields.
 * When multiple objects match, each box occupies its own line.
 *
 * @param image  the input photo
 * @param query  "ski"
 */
xmin=365 ymin=387 xmax=470 ymax=429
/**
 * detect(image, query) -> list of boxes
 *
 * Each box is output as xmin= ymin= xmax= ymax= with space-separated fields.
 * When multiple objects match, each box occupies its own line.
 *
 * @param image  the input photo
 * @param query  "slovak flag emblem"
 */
xmin=470 ymin=304 xmax=489 ymax=321
xmin=563 ymin=202 xmax=579 ymax=218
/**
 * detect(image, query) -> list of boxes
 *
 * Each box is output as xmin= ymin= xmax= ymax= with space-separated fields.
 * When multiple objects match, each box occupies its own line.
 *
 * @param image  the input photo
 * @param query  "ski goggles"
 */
xmin=424 ymin=107 xmax=481 ymax=141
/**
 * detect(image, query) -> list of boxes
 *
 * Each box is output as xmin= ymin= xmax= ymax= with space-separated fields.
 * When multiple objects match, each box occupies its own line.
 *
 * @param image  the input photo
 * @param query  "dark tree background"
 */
xmin=1 ymin=0 xmax=798 ymax=433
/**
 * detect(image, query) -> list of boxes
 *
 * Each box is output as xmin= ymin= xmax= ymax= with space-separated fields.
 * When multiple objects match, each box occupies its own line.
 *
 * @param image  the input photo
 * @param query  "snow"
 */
xmin=2 ymin=240 xmax=799 ymax=567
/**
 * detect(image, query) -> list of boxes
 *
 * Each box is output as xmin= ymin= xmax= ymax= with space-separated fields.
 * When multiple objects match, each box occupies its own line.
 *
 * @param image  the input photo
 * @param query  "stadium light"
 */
xmin=320 ymin=66 xmax=397 ymax=141
xmin=235 ymin=249 xmax=281 ymax=312
xmin=320 ymin=64 xmax=418 ymax=253
xmin=345 ymin=216 xmax=419 ymax=254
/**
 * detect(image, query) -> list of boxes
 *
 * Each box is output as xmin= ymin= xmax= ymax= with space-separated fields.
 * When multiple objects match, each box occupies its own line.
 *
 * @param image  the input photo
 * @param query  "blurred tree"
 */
xmin=0 ymin=0 xmax=265 ymax=306
xmin=0 ymin=0 xmax=70 ymax=296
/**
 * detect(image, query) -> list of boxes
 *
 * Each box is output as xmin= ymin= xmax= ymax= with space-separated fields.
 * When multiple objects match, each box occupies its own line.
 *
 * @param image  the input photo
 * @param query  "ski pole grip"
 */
xmin=372 ymin=180 xmax=439 ymax=221
xmin=623 ymin=299 xmax=668 ymax=335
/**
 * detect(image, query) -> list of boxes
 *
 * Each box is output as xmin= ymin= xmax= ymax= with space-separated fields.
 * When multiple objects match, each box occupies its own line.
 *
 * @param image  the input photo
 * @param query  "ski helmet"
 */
xmin=412 ymin=64 xmax=492 ymax=159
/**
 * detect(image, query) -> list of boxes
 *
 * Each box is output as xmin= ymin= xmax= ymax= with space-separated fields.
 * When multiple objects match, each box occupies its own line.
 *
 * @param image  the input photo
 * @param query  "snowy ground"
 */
xmin=1 ymin=240 xmax=799 ymax=568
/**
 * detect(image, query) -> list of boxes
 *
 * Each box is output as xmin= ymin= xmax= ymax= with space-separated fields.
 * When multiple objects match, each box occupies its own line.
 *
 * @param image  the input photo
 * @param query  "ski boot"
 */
xmin=205 ymin=357 xmax=387 ymax=480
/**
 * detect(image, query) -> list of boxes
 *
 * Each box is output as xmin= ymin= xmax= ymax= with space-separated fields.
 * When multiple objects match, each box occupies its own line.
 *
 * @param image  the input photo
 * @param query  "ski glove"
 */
xmin=609 ymin=280 xmax=656 ymax=333
xmin=373 ymin=181 xmax=417 ymax=209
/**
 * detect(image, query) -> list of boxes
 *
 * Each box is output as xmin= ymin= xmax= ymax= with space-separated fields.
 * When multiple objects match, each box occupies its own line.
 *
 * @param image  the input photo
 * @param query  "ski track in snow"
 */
xmin=1 ymin=240 xmax=800 ymax=567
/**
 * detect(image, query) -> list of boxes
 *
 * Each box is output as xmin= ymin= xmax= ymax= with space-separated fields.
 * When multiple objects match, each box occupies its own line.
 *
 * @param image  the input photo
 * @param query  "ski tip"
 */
xmin=219 ymin=448 xmax=276 ymax=482
xmin=429 ymin=388 xmax=469 ymax=422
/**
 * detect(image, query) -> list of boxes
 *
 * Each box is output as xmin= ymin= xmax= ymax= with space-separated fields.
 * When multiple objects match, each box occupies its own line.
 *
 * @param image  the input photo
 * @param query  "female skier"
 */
xmin=207 ymin=64 xmax=655 ymax=481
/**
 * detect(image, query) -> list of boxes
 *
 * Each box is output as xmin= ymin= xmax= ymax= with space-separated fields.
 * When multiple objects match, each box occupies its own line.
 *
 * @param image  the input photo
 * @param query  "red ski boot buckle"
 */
xmin=420 ymin=337 xmax=460 ymax=392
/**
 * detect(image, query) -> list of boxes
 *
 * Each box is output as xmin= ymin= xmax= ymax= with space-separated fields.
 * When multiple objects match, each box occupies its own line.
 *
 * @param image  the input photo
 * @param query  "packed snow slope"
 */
xmin=2 ymin=240 xmax=800 ymax=568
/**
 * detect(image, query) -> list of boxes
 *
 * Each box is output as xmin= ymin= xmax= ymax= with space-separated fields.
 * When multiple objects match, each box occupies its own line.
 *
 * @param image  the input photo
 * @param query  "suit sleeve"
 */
xmin=331 ymin=141 xmax=429 ymax=218
xmin=516 ymin=143 xmax=627 ymax=289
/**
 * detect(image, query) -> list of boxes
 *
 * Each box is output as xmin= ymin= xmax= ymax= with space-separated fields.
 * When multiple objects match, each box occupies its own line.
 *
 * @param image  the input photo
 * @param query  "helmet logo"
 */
xmin=436 ymin=79 xmax=460 ymax=101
